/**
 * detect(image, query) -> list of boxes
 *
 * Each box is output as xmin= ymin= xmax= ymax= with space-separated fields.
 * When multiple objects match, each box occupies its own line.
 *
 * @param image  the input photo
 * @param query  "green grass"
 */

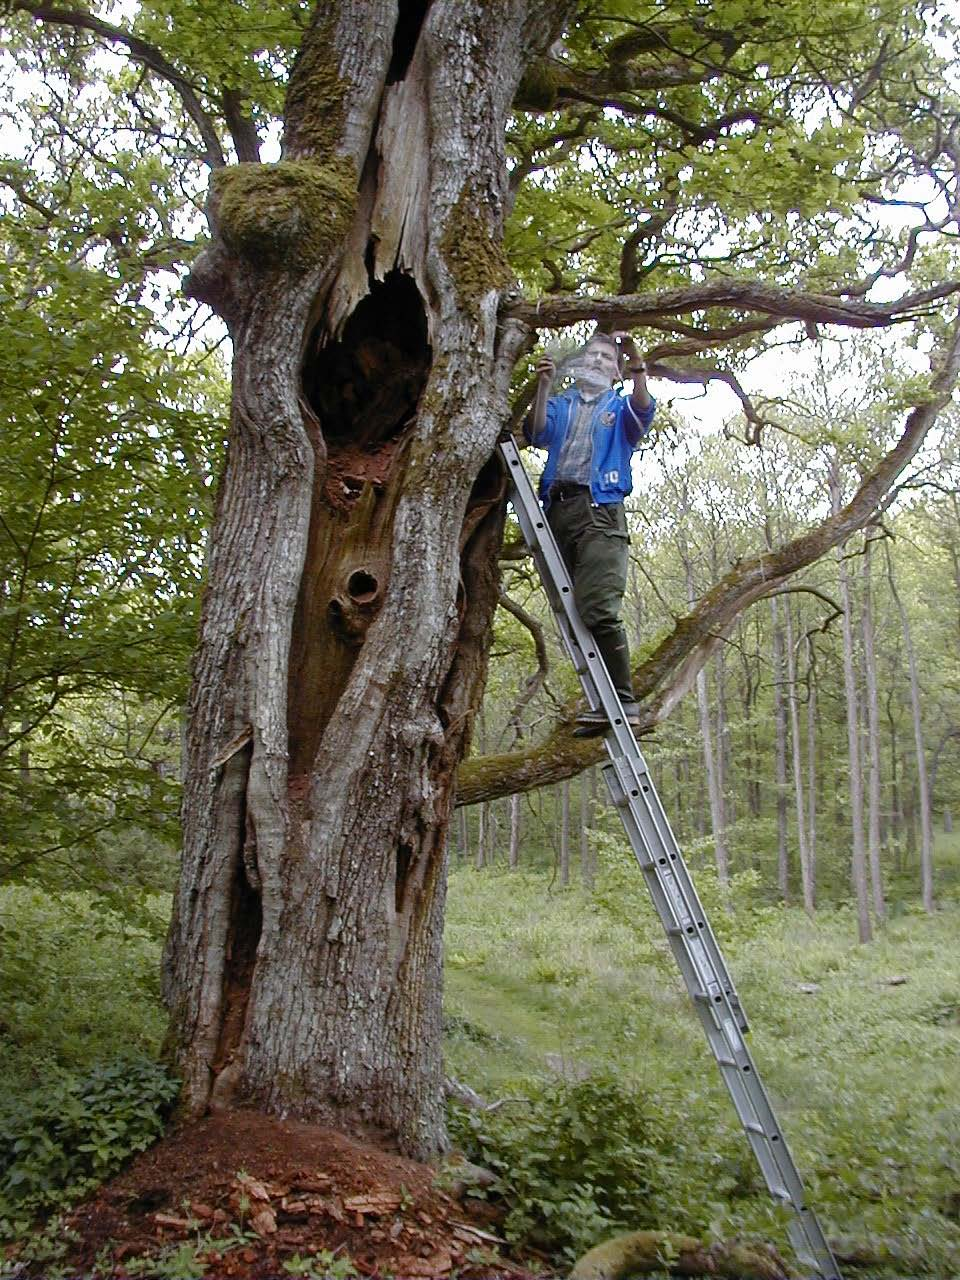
xmin=2 ymin=843 xmax=958 ymax=1274
xmin=444 ymin=855 xmax=960 ymax=1275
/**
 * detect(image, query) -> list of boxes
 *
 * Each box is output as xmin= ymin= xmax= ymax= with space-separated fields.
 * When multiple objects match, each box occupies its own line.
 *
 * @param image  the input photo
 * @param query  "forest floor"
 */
xmin=2 ymin=843 xmax=959 ymax=1279
xmin=22 ymin=1110 xmax=534 ymax=1280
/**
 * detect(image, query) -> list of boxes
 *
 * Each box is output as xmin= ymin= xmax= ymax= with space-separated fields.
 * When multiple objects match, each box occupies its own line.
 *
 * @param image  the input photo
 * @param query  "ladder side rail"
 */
xmin=608 ymin=750 xmax=747 ymax=1029
xmin=605 ymin=760 xmax=839 ymax=1275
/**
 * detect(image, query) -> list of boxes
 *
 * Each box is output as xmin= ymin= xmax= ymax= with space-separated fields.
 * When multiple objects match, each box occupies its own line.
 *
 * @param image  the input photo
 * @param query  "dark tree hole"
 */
xmin=347 ymin=569 xmax=379 ymax=602
xmin=304 ymin=271 xmax=430 ymax=451
xmin=387 ymin=0 xmax=432 ymax=84
xmin=396 ymin=840 xmax=414 ymax=912
xmin=214 ymin=855 xmax=262 ymax=1073
xmin=468 ymin=453 xmax=506 ymax=507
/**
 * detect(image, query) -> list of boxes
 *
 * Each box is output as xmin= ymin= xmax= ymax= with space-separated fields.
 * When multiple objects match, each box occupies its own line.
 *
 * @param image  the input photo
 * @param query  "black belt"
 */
xmin=548 ymin=483 xmax=590 ymax=501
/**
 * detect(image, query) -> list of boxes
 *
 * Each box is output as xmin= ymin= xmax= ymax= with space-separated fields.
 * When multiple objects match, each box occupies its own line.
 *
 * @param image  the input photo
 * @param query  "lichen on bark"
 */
xmin=440 ymin=187 xmax=511 ymax=311
xmin=212 ymin=158 xmax=357 ymax=270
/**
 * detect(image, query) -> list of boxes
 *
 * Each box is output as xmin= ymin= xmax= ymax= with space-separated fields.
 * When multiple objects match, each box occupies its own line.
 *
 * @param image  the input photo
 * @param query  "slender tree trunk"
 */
xmin=476 ymin=803 xmax=488 ymax=869
xmin=860 ymin=542 xmax=886 ymax=919
xmin=508 ymin=792 xmax=521 ymax=869
xmin=580 ymin=767 xmax=595 ymax=889
xmin=885 ymin=544 xmax=935 ymax=911
xmin=831 ymin=462 xmax=871 ymax=942
xmin=806 ymin=637 xmax=818 ymax=907
xmin=696 ymin=664 xmax=730 ymax=884
xmin=783 ymin=599 xmax=814 ymax=915
xmin=769 ymin=596 xmax=789 ymax=902
xmin=559 ymin=779 xmax=571 ymax=887
xmin=163 ymin=0 xmax=572 ymax=1157
xmin=886 ymin=687 xmax=904 ymax=866
xmin=457 ymin=806 xmax=469 ymax=866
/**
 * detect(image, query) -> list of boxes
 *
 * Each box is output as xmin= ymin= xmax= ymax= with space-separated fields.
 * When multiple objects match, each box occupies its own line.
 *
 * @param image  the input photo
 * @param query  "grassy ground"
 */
xmin=1 ymin=835 xmax=957 ymax=1275
xmin=444 ymin=847 xmax=960 ymax=1275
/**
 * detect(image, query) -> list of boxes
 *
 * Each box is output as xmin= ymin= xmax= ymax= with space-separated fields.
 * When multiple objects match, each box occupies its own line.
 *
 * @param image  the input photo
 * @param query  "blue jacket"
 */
xmin=524 ymin=387 xmax=656 ymax=508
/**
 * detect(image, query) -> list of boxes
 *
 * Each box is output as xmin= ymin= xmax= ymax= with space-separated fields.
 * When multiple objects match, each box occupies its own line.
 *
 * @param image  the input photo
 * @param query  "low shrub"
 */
xmin=448 ymin=1073 xmax=676 ymax=1260
xmin=0 ymin=1055 xmax=179 ymax=1236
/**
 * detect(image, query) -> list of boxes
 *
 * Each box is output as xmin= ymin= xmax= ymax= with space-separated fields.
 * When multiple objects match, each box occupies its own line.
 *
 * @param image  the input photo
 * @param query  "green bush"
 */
xmin=0 ymin=1055 xmax=179 ymax=1236
xmin=0 ymin=887 xmax=168 ymax=1101
xmin=448 ymin=1074 xmax=675 ymax=1260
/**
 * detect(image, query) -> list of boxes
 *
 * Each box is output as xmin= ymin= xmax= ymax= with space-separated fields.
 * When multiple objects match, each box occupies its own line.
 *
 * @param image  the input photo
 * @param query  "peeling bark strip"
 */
xmin=165 ymin=0 xmax=576 ymax=1157
xmin=457 ymin=311 xmax=960 ymax=806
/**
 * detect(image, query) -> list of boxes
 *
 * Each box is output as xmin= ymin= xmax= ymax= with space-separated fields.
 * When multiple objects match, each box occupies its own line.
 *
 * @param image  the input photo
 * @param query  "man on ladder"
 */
xmin=524 ymin=329 xmax=656 ymax=736
xmin=504 ymin=351 xmax=843 ymax=1275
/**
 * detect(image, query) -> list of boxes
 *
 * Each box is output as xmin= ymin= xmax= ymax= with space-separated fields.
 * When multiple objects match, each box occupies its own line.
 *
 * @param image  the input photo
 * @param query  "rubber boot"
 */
xmin=574 ymin=628 xmax=639 ymax=736
xmin=596 ymin=627 xmax=634 ymax=705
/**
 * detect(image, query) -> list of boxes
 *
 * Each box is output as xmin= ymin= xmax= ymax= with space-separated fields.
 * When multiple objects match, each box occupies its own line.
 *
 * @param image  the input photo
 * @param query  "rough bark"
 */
xmin=164 ymin=0 xmax=574 ymax=1157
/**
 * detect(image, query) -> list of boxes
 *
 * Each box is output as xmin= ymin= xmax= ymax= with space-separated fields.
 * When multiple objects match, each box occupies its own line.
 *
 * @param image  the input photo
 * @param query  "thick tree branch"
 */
xmin=13 ymin=1 xmax=226 ymax=167
xmin=221 ymin=88 xmax=261 ymax=163
xmin=457 ymin=310 xmax=960 ymax=805
xmin=506 ymin=280 xmax=960 ymax=331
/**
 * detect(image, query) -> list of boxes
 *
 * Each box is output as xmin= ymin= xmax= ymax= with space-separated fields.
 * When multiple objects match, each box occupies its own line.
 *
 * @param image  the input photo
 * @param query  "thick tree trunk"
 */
xmin=163 ymin=0 xmax=571 ymax=1157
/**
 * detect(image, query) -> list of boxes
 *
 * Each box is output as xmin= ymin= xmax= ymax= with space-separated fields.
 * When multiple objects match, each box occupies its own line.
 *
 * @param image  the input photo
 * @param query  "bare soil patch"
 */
xmin=9 ymin=1110 xmax=543 ymax=1279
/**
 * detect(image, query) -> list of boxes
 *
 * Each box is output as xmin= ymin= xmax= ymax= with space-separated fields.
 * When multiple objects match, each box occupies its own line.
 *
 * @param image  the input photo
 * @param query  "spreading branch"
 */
xmin=457 ymin=310 xmax=960 ymax=805
xmin=13 ymin=1 xmax=226 ymax=167
xmin=506 ymin=280 xmax=960 ymax=331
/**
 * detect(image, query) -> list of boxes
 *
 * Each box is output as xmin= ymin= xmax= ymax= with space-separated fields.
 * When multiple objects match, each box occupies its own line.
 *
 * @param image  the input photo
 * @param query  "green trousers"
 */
xmin=546 ymin=492 xmax=634 ymax=701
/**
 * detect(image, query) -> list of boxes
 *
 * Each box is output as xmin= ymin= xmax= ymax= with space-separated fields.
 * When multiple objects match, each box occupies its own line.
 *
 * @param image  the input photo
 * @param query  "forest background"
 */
xmin=2 ymin=0 xmax=960 ymax=1275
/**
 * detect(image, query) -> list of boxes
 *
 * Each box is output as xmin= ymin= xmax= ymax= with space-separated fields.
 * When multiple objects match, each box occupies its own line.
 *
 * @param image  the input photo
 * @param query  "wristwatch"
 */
xmin=627 ymin=361 xmax=647 ymax=374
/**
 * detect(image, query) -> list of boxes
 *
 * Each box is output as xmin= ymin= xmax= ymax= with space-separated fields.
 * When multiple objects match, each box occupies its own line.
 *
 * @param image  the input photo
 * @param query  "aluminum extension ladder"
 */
xmin=499 ymin=434 xmax=842 ymax=1280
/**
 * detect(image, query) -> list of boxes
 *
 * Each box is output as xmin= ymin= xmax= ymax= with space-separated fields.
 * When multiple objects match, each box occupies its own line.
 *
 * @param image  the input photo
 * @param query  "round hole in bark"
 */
xmin=304 ymin=271 xmax=430 ymax=450
xmin=347 ymin=570 xmax=379 ymax=603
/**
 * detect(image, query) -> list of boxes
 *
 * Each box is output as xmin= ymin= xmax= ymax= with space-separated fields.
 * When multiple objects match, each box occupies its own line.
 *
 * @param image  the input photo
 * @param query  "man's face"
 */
xmin=583 ymin=340 xmax=619 ymax=381
xmin=572 ymin=340 xmax=619 ymax=391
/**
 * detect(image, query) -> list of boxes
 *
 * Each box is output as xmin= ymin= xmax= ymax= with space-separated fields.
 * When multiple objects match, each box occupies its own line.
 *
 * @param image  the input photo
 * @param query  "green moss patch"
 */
xmin=212 ymin=158 xmax=356 ymax=271
xmin=440 ymin=188 xmax=511 ymax=311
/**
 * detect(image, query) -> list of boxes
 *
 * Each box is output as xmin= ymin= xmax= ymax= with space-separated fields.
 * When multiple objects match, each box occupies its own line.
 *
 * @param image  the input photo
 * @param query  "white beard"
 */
xmin=570 ymin=365 xmax=610 ymax=395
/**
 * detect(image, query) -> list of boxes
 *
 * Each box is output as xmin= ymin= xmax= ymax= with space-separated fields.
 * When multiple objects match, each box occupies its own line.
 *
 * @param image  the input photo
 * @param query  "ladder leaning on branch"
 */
xmin=499 ymin=434 xmax=842 ymax=1280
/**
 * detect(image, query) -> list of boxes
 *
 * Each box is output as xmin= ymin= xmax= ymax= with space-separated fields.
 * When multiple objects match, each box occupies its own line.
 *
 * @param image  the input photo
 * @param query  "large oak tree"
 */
xmin=6 ymin=0 xmax=960 ymax=1157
